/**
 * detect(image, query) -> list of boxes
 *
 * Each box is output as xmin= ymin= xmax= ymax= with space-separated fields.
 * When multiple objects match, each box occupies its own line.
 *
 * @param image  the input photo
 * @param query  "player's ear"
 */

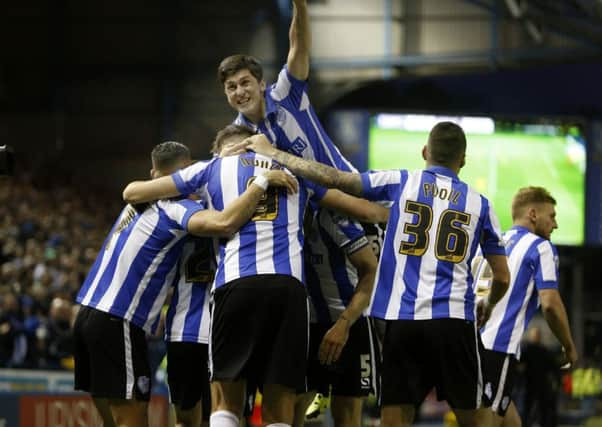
xmin=527 ymin=206 xmax=538 ymax=223
xmin=150 ymin=168 xmax=157 ymax=179
xmin=459 ymin=154 xmax=466 ymax=169
xmin=260 ymin=80 xmax=266 ymax=92
xmin=421 ymin=145 xmax=428 ymax=161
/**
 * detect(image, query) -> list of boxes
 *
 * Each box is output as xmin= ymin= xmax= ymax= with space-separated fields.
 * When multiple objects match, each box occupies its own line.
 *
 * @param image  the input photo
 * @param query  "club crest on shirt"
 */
xmin=276 ymin=105 xmax=288 ymax=126
xmin=289 ymin=137 xmax=308 ymax=156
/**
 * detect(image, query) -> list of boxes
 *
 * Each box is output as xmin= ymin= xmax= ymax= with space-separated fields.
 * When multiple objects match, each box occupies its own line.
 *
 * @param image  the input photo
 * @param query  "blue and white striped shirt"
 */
xmin=305 ymin=209 xmax=369 ymax=324
xmin=172 ymin=152 xmax=326 ymax=289
xmin=76 ymin=200 xmax=204 ymax=333
xmin=164 ymin=237 xmax=214 ymax=344
xmin=235 ymin=66 xmax=356 ymax=172
xmin=477 ymin=226 xmax=559 ymax=357
xmin=360 ymin=166 xmax=505 ymax=321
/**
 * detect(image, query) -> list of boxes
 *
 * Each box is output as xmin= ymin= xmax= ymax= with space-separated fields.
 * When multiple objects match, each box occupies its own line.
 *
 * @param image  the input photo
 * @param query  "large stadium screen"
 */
xmin=368 ymin=114 xmax=586 ymax=246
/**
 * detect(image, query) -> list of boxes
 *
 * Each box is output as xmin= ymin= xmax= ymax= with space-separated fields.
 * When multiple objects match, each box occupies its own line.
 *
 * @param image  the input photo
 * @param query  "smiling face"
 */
xmin=223 ymin=69 xmax=266 ymax=123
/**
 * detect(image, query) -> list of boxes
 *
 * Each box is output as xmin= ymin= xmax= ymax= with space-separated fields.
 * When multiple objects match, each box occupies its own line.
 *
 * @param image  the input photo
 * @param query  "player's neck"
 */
xmin=513 ymin=219 xmax=535 ymax=233
xmin=244 ymin=99 xmax=266 ymax=125
xmin=426 ymin=161 xmax=460 ymax=175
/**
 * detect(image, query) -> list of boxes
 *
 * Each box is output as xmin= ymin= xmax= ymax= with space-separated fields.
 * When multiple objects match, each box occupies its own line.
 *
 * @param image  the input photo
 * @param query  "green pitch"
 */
xmin=369 ymin=128 xmax=585 ymax=245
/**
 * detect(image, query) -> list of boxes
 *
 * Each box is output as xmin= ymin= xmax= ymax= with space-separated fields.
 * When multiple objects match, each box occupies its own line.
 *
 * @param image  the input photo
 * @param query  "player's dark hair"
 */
xmin=211 ymin=124 xmax=255 ymax=155
xmin=218 ymin=54 xmax=263 ymax=84
xmin=427 ymin=121 xmax=467 ymax=168
xmin=511 ymin=187 xmax=556 ymax=220
xmin=151 ymin=141 xmax=191 ymax=171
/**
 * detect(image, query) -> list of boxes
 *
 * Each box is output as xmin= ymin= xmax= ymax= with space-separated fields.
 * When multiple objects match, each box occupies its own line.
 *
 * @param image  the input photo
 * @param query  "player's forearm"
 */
xmin=484 ymin=254 xmax=510 ymax=306
xmin=340 ymin=247 xmax=378 ymax=325
xmin=342 ymin=198 xmax=389 ymax=224
xmin=339 ymin=279 xmax=373 ymax=326
xmin=543 ymin=302 xmax=576 ymax=353
xmin=287 ymin=0 xmax=310 ymax=80
xmin=189 ymin=184 xmax=265 ymax=237
xmin=123 ymin=176 xmax=180 ymax=204
xmin=269 ymin=149 xmax=363 ymax=196
xmin=487 ymin=279 xmax=508 ymax=306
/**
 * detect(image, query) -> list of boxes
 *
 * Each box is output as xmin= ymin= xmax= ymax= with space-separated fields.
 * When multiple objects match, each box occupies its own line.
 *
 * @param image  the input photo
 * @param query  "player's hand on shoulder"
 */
xmin=243 ymin=134 xmax=276 ymax=157
xmin=264 ymin=170 xmax=298 ymax=194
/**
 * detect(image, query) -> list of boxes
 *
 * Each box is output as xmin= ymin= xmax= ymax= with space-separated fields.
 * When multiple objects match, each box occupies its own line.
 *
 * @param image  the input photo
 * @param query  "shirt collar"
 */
xmin=425 ymin=165 xmax=459 ymax=180
xmin=511 ymin=225 xmax=531 ymax=234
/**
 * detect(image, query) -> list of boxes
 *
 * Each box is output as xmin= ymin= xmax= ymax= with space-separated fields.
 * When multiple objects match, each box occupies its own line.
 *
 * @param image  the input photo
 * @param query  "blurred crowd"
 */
xmin=0 ymin=175 xmax=121 ymax=369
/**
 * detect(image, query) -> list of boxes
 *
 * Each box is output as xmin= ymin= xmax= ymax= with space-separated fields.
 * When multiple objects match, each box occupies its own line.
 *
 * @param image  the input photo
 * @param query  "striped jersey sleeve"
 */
xmin=479 ymin=198 xmax=506 ymax=256
xmin=171 ymin=159 xmax=214 ymax=197
xmin=360 ymin=169 xmax=408 ymax=202
xmin=533 ymin=240 xmax=559 ymax=290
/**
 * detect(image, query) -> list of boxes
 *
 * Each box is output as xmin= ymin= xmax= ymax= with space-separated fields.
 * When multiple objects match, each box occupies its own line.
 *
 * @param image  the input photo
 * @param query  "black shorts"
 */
xmin=73 ymin=306 xmax=151 ymax=401
xmin=381 ymin=318 xmax=482 ymax=410
xmin=307 ymin=317 xmax=380 ymax=397
xmin=480 ymin=348 xmax=518 ymax=416
xmin=167 ymin=342 xmax=210 ymax=417
xmin=210 ymin=274 xmax=309 ymax=392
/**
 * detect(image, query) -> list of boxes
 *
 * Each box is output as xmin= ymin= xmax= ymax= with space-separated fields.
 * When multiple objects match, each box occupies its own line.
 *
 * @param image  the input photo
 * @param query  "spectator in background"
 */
xmin=36 ymin=297 xmax=74 ymax=369
xmin=0 ymin=174 xmax=123 ymax=369
xmin=0 ymin=291 xmax=27 ymax=367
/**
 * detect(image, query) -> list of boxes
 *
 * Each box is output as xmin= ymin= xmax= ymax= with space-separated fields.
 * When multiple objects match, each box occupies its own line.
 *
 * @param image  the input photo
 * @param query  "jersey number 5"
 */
xmin=399 ymin=200 xmax=471 ymax=263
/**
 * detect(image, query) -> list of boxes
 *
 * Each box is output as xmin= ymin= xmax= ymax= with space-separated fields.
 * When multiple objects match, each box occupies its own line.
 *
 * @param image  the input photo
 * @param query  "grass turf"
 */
xmin=368 ymin=128 xmax=585 ymax=245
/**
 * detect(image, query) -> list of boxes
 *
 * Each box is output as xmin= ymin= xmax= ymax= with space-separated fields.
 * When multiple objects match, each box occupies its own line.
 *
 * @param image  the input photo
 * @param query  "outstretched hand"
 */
xmin=263 ymin=170 xmax=298 ymax=194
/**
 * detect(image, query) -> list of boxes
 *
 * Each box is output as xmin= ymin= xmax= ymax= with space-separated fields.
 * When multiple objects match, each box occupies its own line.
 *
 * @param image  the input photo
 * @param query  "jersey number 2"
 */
xmin=399 ymin=200 xmax=471 ymax=263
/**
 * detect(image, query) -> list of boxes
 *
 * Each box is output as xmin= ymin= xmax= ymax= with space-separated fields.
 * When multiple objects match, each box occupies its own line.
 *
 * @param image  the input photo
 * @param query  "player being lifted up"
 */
xmin=74 ymin=141 xmax=295 ymax=427
xmin=474 ymin=187 xmax=578 ymax=427
xmin=241 ymin=122 xmax=511 ymax=427
xmin=122 ymin=124 xmax=388 ymax=427
xmin=218 ymin=0 xmax=355 ymax=172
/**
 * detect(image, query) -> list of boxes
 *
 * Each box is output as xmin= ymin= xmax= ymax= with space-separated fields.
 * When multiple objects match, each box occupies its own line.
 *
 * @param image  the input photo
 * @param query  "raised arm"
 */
xmin=123 ymin=175 xmax=179 ymax=204
xmin=244 ymin=134 xmax=363 ymax=196
xmin=319 ymin=189 xmax=389 ymax=224
xmin=287 ymin=0 xmax=310 ymax=81
xmin=539 ymin=288 xmax=578 ymax=367
xmin=319 ymin=244 xmax=377 ymax=365
xmin=187 ymin=170 xmax=298 ymax=237
xmin=477 ymin=253 xmax=510 ymax=327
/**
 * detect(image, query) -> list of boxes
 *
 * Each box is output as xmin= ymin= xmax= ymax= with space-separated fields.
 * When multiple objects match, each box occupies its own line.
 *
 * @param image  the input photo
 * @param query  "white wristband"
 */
xmin=252 ymin=174 xmax=269 ymax=191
